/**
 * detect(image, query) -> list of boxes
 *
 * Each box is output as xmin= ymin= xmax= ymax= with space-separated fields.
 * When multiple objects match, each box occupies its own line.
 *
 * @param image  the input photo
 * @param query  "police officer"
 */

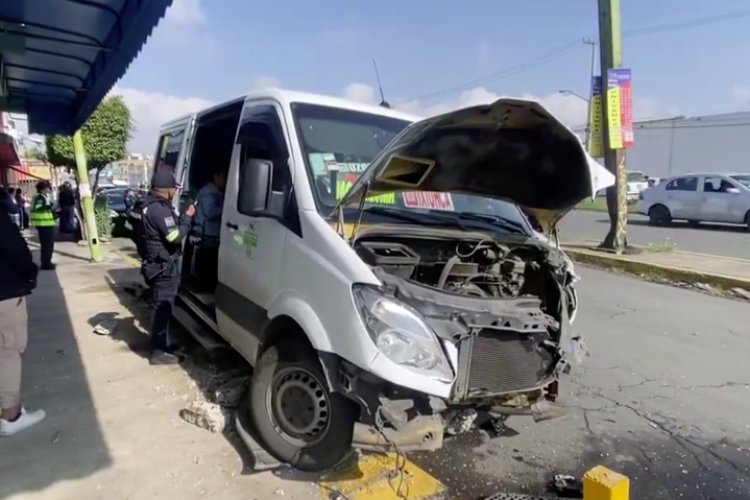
xmin=142 ymin=168 xmax=195 ymax=365
xmin=30 ymin=181 xmax=56 ymax=270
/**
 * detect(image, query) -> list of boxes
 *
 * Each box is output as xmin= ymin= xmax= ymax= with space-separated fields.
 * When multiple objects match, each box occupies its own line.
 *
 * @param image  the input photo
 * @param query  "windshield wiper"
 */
xmin=455 ymin=211 xmax=527 ymax=234
xmin=363 ymin=206 xmax=469 ymax=230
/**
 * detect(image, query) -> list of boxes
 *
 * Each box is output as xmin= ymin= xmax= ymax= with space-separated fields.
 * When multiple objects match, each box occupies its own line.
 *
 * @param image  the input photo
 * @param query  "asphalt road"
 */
xmin=559 ymin=211 xmax=750 ymax=259
xmin=413 ymin=267 xmax=750 ymax=499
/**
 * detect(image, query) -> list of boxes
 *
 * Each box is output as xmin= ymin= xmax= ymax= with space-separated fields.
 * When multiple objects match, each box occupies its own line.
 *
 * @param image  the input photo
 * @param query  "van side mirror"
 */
xmin=238 ymin=158 xmax=273 ymax=214
xmin=726 ymin=187 xmax=741 ymax=194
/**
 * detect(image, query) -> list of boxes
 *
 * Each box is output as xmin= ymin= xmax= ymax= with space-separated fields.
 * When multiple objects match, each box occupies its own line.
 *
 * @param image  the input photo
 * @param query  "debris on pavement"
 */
xmin=210 ymin=376 xmax=249 ymax=408
xmin=693 ymin=282 xmax=717 ymax=293
xmin=93 ymin=317 xmax=119 ymax=336
xmin=445 ymin=408 xmax=478 ymax=435
xmin=547 ymin=474 xmax=583 ymax=498
xmin=179 ymin=400 xmax=233 ymax=433
xmin=731 ymin=287 xmax=750 ymax=300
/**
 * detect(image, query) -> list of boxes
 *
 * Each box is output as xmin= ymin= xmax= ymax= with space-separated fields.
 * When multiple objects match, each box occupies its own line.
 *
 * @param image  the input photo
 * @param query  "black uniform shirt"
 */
xmin=142 ymin=193 xmax=191 ymax=262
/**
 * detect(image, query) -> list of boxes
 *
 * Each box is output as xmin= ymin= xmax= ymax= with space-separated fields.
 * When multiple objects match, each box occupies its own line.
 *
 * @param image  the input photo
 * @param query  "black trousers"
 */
xmin=36 ymin=226 xmax=55 ymax=267
xmin=147 ymin=274 xmax=179 ymax=353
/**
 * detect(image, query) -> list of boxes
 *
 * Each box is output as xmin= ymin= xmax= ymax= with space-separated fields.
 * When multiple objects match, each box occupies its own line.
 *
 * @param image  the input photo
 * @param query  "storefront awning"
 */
xmin=0 ymin=0 xmax=173 ymax=135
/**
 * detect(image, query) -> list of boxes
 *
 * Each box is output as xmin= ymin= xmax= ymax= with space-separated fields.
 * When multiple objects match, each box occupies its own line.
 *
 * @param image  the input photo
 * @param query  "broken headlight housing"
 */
xmin=352 ymin=284 xmax=453 ymax=381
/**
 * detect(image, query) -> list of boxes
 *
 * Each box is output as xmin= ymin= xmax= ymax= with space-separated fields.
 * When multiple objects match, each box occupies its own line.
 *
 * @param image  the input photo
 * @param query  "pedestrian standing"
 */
xmin=58 ymin=182 xmax=76 ymax=234
xmin=0 ymin=203 xmax=45 ymax=436
xmin=15 ymin=189 xmax=29 ymax=229
xmin=141 ymin=169 xmax=195 ymax=365
xmin=30 ymin=181 xmax=56 ymax=270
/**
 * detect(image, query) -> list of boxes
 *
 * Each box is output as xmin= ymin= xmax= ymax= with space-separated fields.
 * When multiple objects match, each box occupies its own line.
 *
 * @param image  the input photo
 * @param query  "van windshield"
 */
xmin=292 ymin=102 xmax=531 ymax=235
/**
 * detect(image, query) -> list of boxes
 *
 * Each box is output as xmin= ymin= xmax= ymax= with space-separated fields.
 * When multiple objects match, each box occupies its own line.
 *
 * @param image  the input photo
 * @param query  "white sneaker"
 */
xmin=0 ymin=408 xmax=46 ymax=436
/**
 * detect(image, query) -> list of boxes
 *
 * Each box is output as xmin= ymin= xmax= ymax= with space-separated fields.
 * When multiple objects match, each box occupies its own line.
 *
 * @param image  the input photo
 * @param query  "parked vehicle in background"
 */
xmin=626 ymin=170 xmax=649 ymax=201
xmin=636 ymin=173 xmax=750 ymax=230
xmin=647 ymin=176 xmax=661 ymax=188
xmin=101 ymin=187 xmax=128 ymax=217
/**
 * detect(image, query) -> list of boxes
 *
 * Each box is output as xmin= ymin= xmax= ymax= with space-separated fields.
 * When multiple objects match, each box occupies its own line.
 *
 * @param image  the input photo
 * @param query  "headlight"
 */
xmin=352 ymin=284 xmax=453 ymax=381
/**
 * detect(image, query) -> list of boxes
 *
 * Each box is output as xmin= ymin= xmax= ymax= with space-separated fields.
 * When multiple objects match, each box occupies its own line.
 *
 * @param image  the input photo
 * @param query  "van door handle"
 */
xmin=225 ymin=221 xmax=239 ymax=230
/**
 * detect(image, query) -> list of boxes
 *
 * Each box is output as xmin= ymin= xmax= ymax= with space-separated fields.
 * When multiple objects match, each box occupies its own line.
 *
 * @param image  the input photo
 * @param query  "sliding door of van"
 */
xmin=215 ymin=102 xmax=295 ymax=363
xmin=151 ymin=116 xmax=196 ymax=212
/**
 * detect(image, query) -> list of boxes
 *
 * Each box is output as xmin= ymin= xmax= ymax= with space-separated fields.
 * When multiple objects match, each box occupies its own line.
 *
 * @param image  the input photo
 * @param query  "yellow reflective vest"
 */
xmin=30 ymin=193 xmax=56 ymax=228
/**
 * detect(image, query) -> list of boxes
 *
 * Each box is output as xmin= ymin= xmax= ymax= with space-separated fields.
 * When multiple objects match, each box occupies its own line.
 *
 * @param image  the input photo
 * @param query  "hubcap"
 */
xmin=268 ymin=367 xmax=331 ymax=446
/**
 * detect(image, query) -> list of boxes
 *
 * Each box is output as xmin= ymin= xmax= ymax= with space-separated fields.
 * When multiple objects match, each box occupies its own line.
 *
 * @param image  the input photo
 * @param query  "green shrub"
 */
xmin=94 ymin=194 xmax=113 ymax=240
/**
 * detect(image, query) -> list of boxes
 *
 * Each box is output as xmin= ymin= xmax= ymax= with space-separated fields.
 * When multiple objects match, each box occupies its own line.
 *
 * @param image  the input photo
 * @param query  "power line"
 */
xmin=571 ymin=121 xmax=750 ymax=132
xmin=624 ymin=7 xmax=750 ymax=38
xmin=409 ymin=39 xmax=585 ymax=102
xmin=408 ymin=8 xmax=750 ymax=105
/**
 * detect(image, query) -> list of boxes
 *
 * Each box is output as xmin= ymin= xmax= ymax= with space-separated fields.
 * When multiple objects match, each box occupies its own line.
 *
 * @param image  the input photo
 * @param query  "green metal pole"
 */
xmin=73 ymin=131 xmax=103 ymax=262
xmin=597 ymin=0 xmax=629 ymax=253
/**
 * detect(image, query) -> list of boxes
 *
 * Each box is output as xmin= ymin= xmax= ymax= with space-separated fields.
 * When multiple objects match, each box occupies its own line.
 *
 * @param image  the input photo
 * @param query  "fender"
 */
xmin=266 ymin=290 xmax=333 ymax=353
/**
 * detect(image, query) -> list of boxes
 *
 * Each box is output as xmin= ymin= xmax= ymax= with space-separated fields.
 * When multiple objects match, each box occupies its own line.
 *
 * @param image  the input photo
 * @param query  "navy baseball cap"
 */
xmin=152 ymin=167 xmax=179 ymax=189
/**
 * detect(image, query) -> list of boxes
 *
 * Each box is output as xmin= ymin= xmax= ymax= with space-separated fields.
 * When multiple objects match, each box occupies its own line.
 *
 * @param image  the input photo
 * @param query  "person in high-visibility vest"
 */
xmin=30 ymin=181 xmax=56 ymax=270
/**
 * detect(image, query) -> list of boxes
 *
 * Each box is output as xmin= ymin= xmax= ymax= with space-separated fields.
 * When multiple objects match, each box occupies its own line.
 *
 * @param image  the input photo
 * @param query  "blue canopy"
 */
xmin=0 ymin=0 xmax=173 ymax=135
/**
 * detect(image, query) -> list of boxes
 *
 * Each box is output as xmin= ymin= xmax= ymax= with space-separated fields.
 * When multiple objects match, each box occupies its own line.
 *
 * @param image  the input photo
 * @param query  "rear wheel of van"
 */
xmin=248 ymin=342 xmax=356 ymax=471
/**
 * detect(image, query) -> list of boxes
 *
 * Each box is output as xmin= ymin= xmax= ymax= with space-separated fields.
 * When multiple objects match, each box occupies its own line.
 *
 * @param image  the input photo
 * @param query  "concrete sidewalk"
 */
xmin=564 ymin=241 xmax=750 ymax=298
xmin=0 ymin=240 xmax=318 ymax=500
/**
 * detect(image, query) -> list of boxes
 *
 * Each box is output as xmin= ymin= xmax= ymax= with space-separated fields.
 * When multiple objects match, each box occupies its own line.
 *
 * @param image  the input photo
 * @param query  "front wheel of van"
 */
xmin=248 ymin=342 xmax=356 ymax=472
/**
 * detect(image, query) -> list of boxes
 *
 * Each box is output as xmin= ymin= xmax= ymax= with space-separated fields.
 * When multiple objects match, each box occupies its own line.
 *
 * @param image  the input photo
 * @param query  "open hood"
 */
xmin=337 ymin=98 xmax=615 ymax=233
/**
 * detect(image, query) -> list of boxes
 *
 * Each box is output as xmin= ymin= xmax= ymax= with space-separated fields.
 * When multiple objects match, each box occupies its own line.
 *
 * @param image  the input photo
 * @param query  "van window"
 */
xmin=153 ymin=129 xmax=185 ymax=176
xmin=665 ymin=176 xmax=698 ymax=192
xmin=236 ymin=105 xmax=291 ymax=215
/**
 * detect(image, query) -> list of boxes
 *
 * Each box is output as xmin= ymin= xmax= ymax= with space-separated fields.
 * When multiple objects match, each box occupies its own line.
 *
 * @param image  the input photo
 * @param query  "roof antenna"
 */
xmin=372 ymin=59 xmax=390 ymax=109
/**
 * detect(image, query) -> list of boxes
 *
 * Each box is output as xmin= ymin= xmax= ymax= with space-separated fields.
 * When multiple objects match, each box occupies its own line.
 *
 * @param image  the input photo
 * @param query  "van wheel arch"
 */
xmin=259 ymin=315 xmax=340 ymax=395
xmin=260 ymin=315 xmax=314 ymax=357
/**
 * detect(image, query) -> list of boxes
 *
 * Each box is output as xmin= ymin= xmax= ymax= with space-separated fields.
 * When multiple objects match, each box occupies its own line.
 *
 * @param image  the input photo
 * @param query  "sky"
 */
xmin=111 ymin=0 xmax=750 ymax=154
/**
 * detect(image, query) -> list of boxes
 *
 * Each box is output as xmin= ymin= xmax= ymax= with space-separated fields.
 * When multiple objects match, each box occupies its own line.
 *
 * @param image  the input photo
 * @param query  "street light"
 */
xmin=558 ymin=90 xmax=592 ymax=150
xmin=558 ymin=89 xmax=589 ymax=103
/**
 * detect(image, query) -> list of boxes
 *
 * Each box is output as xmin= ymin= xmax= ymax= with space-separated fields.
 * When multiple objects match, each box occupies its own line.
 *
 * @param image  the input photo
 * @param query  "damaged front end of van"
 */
xmin=327 ymin=97 xmax=615 ymax=453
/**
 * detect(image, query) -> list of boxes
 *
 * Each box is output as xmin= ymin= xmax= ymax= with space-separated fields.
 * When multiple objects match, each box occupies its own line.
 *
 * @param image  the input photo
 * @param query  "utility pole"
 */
xmin=73 ymin=131 xmax=103 ymax=262
xmin=597 ymin=0 xmax=629 ymax=253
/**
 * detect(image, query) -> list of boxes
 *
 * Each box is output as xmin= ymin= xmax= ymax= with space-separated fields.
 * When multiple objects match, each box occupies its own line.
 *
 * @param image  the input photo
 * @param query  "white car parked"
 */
xmin=636 ymin=172 xmax=750 ymax=230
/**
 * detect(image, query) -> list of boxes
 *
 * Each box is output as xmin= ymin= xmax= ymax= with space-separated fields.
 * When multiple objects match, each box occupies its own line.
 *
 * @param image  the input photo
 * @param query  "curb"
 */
xmin=563 ymin=247 xmax=750 ymax=294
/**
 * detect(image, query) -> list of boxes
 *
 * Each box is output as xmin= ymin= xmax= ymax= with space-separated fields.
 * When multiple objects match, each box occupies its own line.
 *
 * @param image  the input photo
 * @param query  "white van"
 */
xmin=153 ymin=89 xmax=614 ymax=471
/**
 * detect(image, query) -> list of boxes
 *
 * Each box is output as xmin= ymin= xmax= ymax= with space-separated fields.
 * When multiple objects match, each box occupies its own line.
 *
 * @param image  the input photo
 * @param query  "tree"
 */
xmin=45 ymin=95 xmax=132 ymax=193
xmin=23 ymin=146 xmax=46 ymax=161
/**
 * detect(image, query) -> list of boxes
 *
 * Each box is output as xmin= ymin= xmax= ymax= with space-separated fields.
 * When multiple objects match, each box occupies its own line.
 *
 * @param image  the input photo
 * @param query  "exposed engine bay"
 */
xmin=356 ymin=236 xmax=539 ymax=300
xmin=352 ymin=227 xmax=582 ymax=404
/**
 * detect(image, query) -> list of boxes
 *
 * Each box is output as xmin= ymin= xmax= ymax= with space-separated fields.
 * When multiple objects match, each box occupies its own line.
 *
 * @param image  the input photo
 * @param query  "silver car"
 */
xmin=636 ymin=172 xmax=750 ymax=230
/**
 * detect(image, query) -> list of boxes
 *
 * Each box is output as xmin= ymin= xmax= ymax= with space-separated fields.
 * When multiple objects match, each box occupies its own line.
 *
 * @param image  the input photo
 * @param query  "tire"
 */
xmin=648 ymin=205 xmax=672 ymax=227
xmin=745 ymin=212 xmax=750 ymax=232
xmin=247 ymin=342 xmax=356 ymax=471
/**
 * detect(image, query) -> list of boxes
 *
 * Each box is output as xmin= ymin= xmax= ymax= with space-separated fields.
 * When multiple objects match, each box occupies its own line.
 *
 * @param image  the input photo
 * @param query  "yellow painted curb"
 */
xmin=564 ymin=248 xmax=750 ymax=293
xmin=318 ymin=453 xmax=445 ymax=499
xmin=111 ymin=247 xmax=141 ymax=268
